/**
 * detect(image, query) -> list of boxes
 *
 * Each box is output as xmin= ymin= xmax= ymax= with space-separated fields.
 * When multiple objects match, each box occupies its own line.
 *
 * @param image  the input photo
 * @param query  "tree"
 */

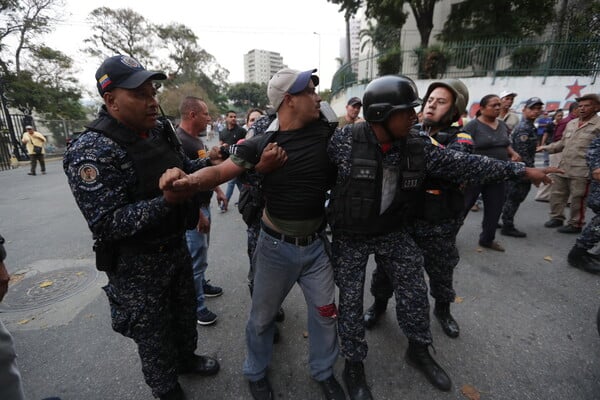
xmin=226 ymin=82 xmax=269 ymax=110
xmin=407 ymin=0 xmax=440 ymax=48
xmin=438 ymin=1 xmax=555 ymax=43
xmin=157 ymin=23 xmax=230 ymax=111
xmin=0 ymin=0 xmax=64 ymax=75
xmin=83 ymin=7 xmax=156 ymax=67
xmin=0 ymin=0 xmax=85 ymax=121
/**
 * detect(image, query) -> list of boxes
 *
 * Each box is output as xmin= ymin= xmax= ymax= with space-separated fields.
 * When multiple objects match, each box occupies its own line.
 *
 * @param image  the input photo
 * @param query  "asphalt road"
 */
xmin=0 ymin=150 xmax=598 ymax=400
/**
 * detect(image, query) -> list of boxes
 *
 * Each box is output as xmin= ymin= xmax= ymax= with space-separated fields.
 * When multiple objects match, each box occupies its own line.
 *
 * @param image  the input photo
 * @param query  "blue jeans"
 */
xmin=225 ymin=178 xmax=243 ymax=203
xmin=243 ymin=228 xmax=338 ymax=382
xmin=185 ymin=206 xmax=210 ymax=314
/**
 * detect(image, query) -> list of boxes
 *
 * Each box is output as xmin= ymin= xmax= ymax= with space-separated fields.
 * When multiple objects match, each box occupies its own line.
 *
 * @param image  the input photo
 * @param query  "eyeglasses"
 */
xmin=292 ymin=87 xmax=318 ymax=97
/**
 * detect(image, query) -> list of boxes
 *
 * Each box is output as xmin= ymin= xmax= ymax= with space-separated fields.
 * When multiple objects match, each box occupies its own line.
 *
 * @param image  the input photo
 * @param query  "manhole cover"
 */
xmin=0 ymin=267 xmax=98 ymax=312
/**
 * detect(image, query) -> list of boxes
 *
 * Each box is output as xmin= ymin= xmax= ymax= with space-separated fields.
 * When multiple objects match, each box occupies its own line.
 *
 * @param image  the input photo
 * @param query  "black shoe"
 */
xmin=159 ymin=383 xmax=185 ymax=400
xmin=362 ymin=299 xmax=388 ymax=330
xmin=318 ymin=375 xmax=346 ymax=400
xmin=27 ymin=172 xmax=36 ymax=176
xmin=544 ymin=218 xmax=563 ymax=228
xmin=557 ymin=224 xmax=582 ymax=234
xmin=343 ymin=360 xmax=373 ymax=400
xmin=433 ymin=302 xmax=460 ymax=338
xmin=275 ymin=307 xmax=285 ymax=322
xmin=273 ymin=324 xmax=280 ymax=344
xmin=248 ymin=377 xmax=274 ymax=400
xmin=500 ymin=226 xmax=527 ymax=238
xmin=406 ymin=341 xmax=452 ymax=391
xmin=177 ymin=354 xmax=220 ymax=376
xmin=203 ymin=280 xmax=223 ymax=297
xmin=568 ymin=246 xmax=600 ymax=274
xmin=197 ymin=308 xmax=218 ymax=326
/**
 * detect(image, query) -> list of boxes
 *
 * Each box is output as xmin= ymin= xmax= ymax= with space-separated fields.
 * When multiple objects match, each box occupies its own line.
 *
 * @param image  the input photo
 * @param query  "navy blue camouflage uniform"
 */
xmin=63 ymin=109 xmax=210 ymax=397
xmin=329 ymin=123 xmax=526 ymax=361
xmin=370 ymin=127 xmax=474 ymax=305
xmin=237 ymin=115 xmax=274 ymax=287
xmin=575 ymin=136 xmax=600 ymax=250
xmin=501 ymin=118 xmax=538 ymax=227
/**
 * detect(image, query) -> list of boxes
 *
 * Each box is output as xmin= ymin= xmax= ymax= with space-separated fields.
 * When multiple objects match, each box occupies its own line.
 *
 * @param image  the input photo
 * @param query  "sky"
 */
xmin=46 ymin=0 xmax=349 ymax=99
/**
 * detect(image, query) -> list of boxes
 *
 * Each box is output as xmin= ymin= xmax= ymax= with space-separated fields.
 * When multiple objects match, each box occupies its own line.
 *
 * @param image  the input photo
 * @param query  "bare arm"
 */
xmin=160 ymin=158 xmax=245 ymax=193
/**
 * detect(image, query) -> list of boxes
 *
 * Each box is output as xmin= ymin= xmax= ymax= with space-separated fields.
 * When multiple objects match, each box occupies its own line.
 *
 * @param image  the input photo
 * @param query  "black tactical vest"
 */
xmin=328 ymin=122 xmax=425 ymax=235
xmin=86 ymin=112 xmax=190 ymax=243
xmin=418 ymin=126 xmax=466 ymax=222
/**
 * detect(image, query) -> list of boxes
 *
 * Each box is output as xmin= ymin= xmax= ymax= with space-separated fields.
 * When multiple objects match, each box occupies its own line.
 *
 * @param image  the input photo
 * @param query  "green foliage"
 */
xmin=438 ymin=0 xmax=555 ymax=42
xmin=507 ymin=46 xmax=543 ymax=76
xmin=413 ymin=45 xmax=449 ymax=79
xmin=377 ymin=48 xmax=402 ymax=75
xmin=407 ymin=0 xmax=441 ymax=47
xmin=549 ymin=0 xmax=600 ymax=75
xmin=319 ymin=89 xmax=332 ymax=103
xmin=227 ymin=82 xmax=269 ymax=110
xmin=83 ymin=7 xmax=156 ymax=67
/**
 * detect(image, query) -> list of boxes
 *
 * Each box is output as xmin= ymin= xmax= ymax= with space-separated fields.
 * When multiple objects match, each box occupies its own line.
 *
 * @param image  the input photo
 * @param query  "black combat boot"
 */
xmin=406 ymin=341 xmax=452 ymax=391
xmin=342 ymin=360 xmax=373 ymax=400
xmin=568 ymin=245 xmax=600 ymax=274
xmin=159 ymin=383 xmax=185 ymax=400
xmin=362 ymin=298 xmax=388 ymax=329
xmin=433 ymin=301 xmax=460 ymax=338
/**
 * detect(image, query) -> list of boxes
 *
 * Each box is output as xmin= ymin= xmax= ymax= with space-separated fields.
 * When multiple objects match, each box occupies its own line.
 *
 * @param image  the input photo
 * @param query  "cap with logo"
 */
xmin=267 ymin=68 xmax=319 ymax=111
xmin=499 ymin=90 xmax=517 ymax=99
xmin=524 ymin=97 xmax=544 ymax=108
xmin=95 ymin=55 xmax=167 ymax=96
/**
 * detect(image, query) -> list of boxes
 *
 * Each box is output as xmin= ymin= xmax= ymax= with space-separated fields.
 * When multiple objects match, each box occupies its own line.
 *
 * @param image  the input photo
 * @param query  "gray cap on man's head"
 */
xmin=267 ymin=68 xmax=319 ymax=111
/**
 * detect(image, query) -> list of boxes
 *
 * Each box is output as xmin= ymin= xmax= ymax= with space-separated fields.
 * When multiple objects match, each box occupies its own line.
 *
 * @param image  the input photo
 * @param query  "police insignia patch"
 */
xmin=78 ymin=164 xmax=99 ymax=184
xmin=520 ymin=135 xmax=529 ymax=142
xmin=120 ymin=55 xmax=140 ymax=69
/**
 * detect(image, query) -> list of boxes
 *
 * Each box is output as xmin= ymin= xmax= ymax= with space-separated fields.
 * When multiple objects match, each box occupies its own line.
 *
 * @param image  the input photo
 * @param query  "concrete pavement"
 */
xmin=0 ymin=152 xmax=598 ymax=400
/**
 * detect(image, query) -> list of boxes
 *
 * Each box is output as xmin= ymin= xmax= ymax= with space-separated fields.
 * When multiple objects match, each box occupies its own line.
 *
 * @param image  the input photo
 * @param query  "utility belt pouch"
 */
xmin=93 ymin=240 xmax=117 ymax=272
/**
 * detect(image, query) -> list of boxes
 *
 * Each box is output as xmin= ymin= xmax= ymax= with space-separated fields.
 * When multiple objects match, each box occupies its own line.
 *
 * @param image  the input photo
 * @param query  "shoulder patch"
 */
xmin=78 ymin=164 xmax=99 ymax=184
xmin=519 ymin=134 xmax=529 ymax=142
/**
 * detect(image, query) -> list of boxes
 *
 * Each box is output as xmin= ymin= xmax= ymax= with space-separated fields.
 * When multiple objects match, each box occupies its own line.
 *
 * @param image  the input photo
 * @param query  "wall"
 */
xmin=330 ymin=75 xmax=599 ymax=118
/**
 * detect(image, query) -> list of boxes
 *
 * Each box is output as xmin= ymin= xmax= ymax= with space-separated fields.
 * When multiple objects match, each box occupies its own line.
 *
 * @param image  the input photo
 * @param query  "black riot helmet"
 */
xmin=363 ymin=75 xmax=422 ymax=123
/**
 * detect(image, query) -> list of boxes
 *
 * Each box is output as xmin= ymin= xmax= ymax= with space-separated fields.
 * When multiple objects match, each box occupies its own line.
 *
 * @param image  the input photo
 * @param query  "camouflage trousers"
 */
xmin=501 ymin=180 xmax=532 ymax=227
xmin=371 ymin=221 xmax=461 ymax=305
xmin=333 ymin=230 xmax=431 ymax=362
xmin=577 ymin=182 xmax=600 ymax=250
xmin=104 ymin=242 xmax=197 ymax=398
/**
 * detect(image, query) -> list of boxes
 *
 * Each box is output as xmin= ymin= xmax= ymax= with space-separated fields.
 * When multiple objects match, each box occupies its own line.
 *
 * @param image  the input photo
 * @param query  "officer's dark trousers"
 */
xmin=104 ymin=243 xmax=197 ymax=398
xmin=501 ymin=180 xmax=531 ymax=227
xmin=577 ymin=182 xmax=600 ymax=250
xmin=333 ymin=230 xmax=432 ymax=362
xmin=463 ymin=181 xmax=506 ymax=246
xmin=371 ymin=221 xmax=461 ymax=305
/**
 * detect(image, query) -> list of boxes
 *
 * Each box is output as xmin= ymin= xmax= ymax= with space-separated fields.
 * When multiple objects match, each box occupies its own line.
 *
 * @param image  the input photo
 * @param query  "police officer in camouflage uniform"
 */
xmin=63 ymin=55 xmax=220 ymax=400
xmin=500 ymin=97 xmax=544 ymax=238
xmin=328 ymin=75 xmax=558 ymax=399
xmin=568 ymin=134 xmax=600 ymax=274
xmin=362 ymin=79 xmax=472 ymax=339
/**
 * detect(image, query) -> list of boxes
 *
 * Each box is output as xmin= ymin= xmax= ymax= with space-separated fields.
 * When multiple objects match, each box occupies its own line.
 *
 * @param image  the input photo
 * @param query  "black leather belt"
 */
xmin=260 ymin=222 xmax=320 ymax=247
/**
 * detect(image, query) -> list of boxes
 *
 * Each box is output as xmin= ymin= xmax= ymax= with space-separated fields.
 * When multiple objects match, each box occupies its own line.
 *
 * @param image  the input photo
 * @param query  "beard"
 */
xmin=422 ymin=109 xmax=457 ymax=130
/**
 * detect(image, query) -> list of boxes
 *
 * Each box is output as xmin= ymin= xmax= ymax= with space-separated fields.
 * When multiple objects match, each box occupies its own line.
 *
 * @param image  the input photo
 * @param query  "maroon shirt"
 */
xmin=553 ymin=112 xmax=577 ymax=142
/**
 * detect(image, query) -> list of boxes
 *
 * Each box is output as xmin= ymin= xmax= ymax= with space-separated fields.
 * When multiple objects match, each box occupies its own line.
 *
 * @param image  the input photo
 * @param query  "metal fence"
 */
xmin=331 ymin=39 xmax=600 ymax=95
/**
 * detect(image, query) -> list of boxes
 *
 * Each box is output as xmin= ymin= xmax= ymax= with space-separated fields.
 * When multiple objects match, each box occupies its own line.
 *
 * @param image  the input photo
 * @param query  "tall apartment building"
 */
xmin=244 ymin=49 xmax=286 ymax=84
xmin=338 ymin=16 xmax=362 ymax=75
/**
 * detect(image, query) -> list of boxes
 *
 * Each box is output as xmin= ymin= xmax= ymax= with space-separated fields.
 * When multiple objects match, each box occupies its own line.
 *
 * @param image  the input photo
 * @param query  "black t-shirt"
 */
xmin=176 ymin=127 xmax=212 ymax=204
xmin=230 ymin=121 xmax=335 ymax=221
xmin=219 ymin=125 xmax=247 ymax=146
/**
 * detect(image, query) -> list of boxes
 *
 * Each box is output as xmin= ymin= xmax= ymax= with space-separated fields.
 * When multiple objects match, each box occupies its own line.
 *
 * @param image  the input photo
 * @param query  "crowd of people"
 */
xmin=3 ymin=53 xmax=598 ymax=400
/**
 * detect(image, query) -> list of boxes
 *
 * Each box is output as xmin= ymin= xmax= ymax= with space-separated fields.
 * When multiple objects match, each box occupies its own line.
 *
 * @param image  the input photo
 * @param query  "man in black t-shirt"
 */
xmin=159 ymin=68 xmax=345 ymax=400
xmin=219 ymin=110 xmax=247 ymax=207
xmin=176 ymin=96 xmax=227 ymax=326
